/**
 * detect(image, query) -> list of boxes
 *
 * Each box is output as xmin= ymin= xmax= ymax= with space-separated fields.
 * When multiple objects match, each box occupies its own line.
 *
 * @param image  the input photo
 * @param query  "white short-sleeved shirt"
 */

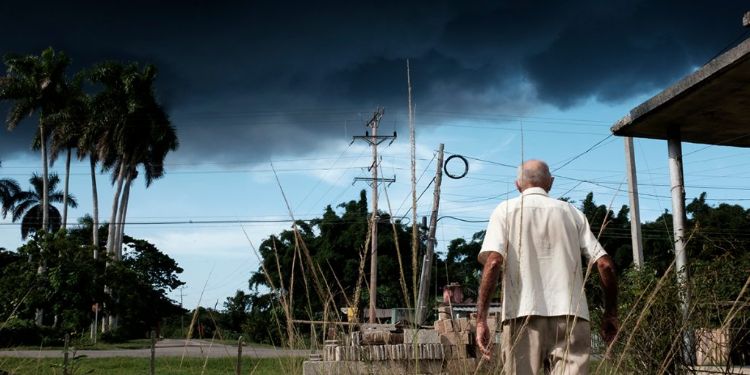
xmin=478 ymin=187 xmax=607 ymax=322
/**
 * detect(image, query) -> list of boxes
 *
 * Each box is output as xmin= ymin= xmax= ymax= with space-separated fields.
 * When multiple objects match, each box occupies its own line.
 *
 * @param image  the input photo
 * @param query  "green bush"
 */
xmin=0 ymin=318 xmax=62 ymax=347
xmin=596 ymin=253 xmax=750 ymax=374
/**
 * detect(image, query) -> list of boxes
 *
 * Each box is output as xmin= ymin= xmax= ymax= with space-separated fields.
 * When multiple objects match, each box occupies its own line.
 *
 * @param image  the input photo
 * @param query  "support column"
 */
xmin=667 ymin=136 xmax=688 ymax=281
xmin=624 ymin=137 xmax=644 ymax=268
xmin=667 ymin=132 xmax=693 ymax=364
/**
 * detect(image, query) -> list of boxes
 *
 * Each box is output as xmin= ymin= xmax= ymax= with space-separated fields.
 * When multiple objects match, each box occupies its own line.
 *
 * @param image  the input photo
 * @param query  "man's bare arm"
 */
xmin=475 ymin=252 xmax=503 ymax=358
xmin=477 ymin=252 xmax=503 ymax=321
xmin=596 ymin=254 xmax=618 ymax=343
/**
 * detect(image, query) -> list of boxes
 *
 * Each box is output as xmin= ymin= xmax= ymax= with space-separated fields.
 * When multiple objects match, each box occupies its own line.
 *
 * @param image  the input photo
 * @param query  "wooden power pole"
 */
xmin=352 ymin=108 xmax=395 ymax=323
xmin=415 ymin=143 xmax=444 ymax=325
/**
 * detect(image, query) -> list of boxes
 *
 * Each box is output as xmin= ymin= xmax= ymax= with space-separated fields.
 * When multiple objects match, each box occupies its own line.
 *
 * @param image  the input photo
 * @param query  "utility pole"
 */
xmin=179 ymin=286 xmax=185 ymax=336
xmin=415 ymin=144 xmax=444 ymax=325
xmin=352 ymin=108 xmax=396 ymax=323
xmin=624 ymin=137 xmax=644 ymax=268
xmin=407 ymin=60 xmax=419 ymax=311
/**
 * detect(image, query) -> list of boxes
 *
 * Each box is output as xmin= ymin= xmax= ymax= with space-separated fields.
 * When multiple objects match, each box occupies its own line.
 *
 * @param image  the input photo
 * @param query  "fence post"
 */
xmin=62 ymin=333 xmax=70 ymax=375
xmin=236 ymin=336 xmax=244 ymax=375
xmin=150 ymin=330 xmax=156 ymax=375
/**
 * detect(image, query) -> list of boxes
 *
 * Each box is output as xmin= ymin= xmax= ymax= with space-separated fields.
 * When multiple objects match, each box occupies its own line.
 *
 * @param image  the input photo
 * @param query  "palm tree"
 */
xmin=0 ymin=177 xmax=21 ymax=218
xmin=76 ymin=82 xmax=107 ymax=255
xmin=90 ymin=62 xmax=178 ymax=261
xmin=89 ymin=62 xmax=178 ymax=331
xmin=9 ymin=173 xmax=78 ymax=239
xmin=0 ymin=48 xmax=71 ymax=234
xmin=48 ymin=75 xmax=89 ymax=231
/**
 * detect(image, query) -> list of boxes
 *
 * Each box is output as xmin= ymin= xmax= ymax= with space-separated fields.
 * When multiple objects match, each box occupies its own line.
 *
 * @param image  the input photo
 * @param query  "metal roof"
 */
xmin=611 ymin=36 xmax=750 ymax=147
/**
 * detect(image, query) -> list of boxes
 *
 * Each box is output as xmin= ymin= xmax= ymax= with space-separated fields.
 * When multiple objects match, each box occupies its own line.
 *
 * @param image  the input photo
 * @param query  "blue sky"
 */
xmin=2 ymin=1 xmax=750 ymax=308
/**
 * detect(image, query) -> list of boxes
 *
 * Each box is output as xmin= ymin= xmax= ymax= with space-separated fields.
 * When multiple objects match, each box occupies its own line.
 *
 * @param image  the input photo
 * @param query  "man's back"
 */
xmin=480 ymin=187 xmax=606 ymax=321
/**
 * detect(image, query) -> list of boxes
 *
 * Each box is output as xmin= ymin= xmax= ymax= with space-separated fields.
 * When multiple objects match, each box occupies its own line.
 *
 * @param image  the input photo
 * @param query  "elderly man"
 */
xmin=475 ymin=159 xmax=618 ymax=374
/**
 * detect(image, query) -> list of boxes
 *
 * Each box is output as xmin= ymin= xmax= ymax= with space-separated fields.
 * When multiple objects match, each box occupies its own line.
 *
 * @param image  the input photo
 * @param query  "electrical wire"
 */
xmin=552 ymin=134 xmax=614 ymax=172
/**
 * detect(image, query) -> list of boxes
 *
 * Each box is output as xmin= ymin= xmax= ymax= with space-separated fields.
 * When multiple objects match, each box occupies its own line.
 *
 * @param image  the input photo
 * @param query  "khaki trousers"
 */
xmin=501 ymin=315 xmax=590 ymax=375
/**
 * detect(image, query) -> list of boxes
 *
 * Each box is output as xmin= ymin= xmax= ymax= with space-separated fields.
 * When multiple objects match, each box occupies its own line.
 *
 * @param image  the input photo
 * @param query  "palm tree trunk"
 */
xmin=89 ymin=154 xmax=100 ymax=339
xmin=90 ymin=155 xmax=100 ymax=258
xmin=62 ymin=147 xmax=71 ymax=231
xmin=115 ymin=170 xmax=133 ymax=260
xmin=106 ymin=161 xmax=127 ymax=260
xmin=37 ymin=123 xmax=49 ymax=327
xmin=101 ymin=290 xmax=109 ymax=333
xmin=108 ymin=170 xmax=132 ymax=333
xmin=103 ymin=160 xmax=127 ymax=333
xmin=40 ymin=124 xmax=49 ymax=232
xmin=35 ymin=259 xmax=46 ymax=326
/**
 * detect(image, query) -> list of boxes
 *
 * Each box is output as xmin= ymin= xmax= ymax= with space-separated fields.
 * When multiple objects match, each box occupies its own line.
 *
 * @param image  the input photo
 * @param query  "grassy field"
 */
xmin=0 ymin=356 xmax=304 ymax=375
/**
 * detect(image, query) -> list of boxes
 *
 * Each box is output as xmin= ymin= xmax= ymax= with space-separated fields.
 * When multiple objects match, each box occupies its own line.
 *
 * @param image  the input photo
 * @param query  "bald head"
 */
xmin=516 ymin=159 xmax=554 ymax=192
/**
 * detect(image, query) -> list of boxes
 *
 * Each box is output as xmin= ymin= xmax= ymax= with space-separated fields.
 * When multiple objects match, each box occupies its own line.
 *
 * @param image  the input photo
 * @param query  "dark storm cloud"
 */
xmin=0 ymin=0 xmax=747 ymax=163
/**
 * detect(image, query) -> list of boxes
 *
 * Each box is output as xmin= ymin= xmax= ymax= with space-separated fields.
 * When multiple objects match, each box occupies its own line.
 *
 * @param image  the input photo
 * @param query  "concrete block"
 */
xmin=458 ymin=318 xmax=470 ymax=332
xmin=403 ymin=328 xmax=440 ymax=344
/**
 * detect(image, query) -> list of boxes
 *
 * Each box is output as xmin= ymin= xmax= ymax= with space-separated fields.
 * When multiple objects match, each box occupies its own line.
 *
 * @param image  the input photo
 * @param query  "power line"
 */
xmin=552 ymin=134 xmax=614 ymax=172
xmin=394 ymin=151 xmax=437 ymax=217
xmin=293 ymin=143 xmax=353 ymax=211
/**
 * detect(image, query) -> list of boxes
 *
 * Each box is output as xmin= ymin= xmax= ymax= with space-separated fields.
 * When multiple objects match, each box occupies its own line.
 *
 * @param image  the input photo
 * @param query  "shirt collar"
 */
xmin=521 ymin=187 xmax=549 ymax=196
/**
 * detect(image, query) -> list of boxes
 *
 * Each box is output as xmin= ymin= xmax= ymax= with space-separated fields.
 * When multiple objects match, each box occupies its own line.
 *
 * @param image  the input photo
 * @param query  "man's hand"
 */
xmin=475 ymin=319 xmax=492 ymax=360
xmin=596 ymin=255 xmax=618 ymax=344
xmin=475 ymin=252 xmax=503 ymax=360
xmin=600 ymin=313 xmax=619 ymax=344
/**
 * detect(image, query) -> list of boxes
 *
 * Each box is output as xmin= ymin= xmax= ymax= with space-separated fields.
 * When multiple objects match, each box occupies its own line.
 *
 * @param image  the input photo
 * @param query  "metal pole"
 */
xmin=415 ymin=144 xmax=444 ymax=325
xmin=624 ymin=137 xmax=644 ymax=268
xmin=667 ymin=134 xmax=693 ymax=364
xmin=368 ymin=114 xmax=380 ymax=324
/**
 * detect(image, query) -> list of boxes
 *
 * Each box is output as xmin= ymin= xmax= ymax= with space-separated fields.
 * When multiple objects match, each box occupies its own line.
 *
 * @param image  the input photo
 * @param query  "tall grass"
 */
xmin=251 ymin=160 xmax=750 ymax=375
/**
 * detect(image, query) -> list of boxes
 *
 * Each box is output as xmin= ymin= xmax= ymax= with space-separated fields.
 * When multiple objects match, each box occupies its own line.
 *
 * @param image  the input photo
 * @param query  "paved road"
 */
xmin=0 ymin=339 xmax=310 ymax=358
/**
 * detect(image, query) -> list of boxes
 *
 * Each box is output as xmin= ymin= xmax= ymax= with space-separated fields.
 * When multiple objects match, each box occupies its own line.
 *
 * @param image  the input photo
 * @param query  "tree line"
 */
xmin=0 ymin=47 xmax=180 ymax=340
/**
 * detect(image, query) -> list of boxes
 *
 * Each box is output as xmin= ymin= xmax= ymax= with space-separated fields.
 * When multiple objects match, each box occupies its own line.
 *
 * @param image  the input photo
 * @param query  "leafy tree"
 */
xmin=248 ymin=190 xmax=417 ymax=341
xmin=2 ymin=232 xmax=102 ymax=330
xmin=687 ymin=192 xmax=750 ymax=260
xmin=434 ymin=230 xmax=485 ymax=302
xmin=222 ymin=290 xmax=251 ymax=334
xmin=580 ymin=192 xmax=632 ymax=271
xmin=0 ymin=229 xmax=184 ymax=344
xmin=242 ymin=292 xmax=285 ymax=345
xmin=0 ymin=247 xmax=30 ymax=322
xmin=105 ymin=235 xmax=185 ymax=338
